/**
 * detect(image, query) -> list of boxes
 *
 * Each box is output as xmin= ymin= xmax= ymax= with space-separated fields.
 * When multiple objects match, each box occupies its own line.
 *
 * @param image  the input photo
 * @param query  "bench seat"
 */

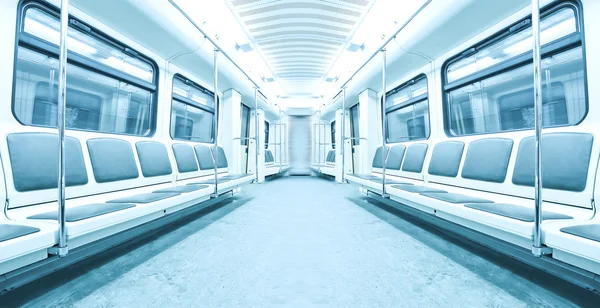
xmin=561 ymin=224 xmax=600 ymax=242
xmin=28 ymin=203 xmax=136 ymax=222
xmin=0 ymin=224 xmax=40 ymax=242
xmin=392 ymin=185 xmax=447 ymax=193
xmin=420 ymin=192 xmax=493 ymax=204
xmin=107 ymin=193 xmax=181 ymax=204
xmin=465 ymin=203 xmax=573 ymax=222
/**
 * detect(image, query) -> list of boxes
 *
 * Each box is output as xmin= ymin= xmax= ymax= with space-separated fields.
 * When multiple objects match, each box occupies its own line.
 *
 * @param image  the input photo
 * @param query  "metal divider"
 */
xmin=50 ymin=0 xmax=70 ymax=257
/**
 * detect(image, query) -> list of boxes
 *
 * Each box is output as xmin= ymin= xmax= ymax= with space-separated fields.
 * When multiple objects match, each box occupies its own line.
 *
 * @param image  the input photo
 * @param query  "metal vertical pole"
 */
xmin=341 ymin=88 xmax=346 ymax=183
xmin=49 ymin=0 xmax=70 ymax=257
xmin=279 ymin=109 xmax=283 ymax=173
xmin=212 ymin=49 xmax=219 ymax=197
xmin=318 ymin=109 xmax=322 ymax=172
xmin=254 ymin=88 xmax=259 ymax=182
xmin=531 ymin=0 xmax=549 ymax=256
xmin=381 ymin=49 xmax=389 ymax=198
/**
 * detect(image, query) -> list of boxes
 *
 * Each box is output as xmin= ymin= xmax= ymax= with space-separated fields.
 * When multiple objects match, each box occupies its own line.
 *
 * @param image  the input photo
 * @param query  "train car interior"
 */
xmin=0 ymin=0 xmax=600 ymax=306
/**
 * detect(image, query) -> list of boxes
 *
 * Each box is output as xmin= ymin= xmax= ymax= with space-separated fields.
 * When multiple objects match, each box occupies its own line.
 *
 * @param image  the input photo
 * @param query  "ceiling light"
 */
xmin=324 ymin=76 xmax=339 ymax=83
xmin=346 ymin=42 xmax=365 ymax=52
xmin=235 ymin=42 xmax=254 ymax=52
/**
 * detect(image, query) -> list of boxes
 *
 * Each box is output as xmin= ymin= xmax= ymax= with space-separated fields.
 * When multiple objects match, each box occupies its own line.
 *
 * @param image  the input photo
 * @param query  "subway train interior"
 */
xmin=0 ymin=0 xmax=600 ymax=306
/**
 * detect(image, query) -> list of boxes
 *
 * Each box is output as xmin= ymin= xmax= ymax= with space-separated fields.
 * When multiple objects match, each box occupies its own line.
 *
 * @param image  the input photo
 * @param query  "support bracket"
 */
xmin=48 ymin=245 xmax=69 ymax=257
xmin=531 ymin=245 xmax=553 ymax=257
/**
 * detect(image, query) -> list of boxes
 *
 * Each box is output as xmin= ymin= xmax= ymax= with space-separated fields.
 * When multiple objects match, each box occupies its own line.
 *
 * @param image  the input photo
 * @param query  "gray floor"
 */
xmin=2 ymin=176 xmax=598 ymax=307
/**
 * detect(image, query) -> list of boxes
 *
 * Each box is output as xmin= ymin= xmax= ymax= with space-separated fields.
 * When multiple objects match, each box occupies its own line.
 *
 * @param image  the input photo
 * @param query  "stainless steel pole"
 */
xmin=213 ymin=49 xmax=219 ymax=197
xmin=254 ymin=88 xmax=259 ymax=182
xmin=531 ymin=0 xmax=549 ymax=257
xmin=341 ymin=88 xmax=346 ymax=183
xmin=381 ymin=49 xmax=389 ymax=198
xmin=50 ymin=0 xmax=69 ymax=257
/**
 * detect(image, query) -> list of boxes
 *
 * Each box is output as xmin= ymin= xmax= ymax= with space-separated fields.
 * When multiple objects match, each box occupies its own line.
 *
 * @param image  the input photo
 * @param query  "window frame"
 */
xmin=441 ymin=0 xmax=588 ymax=137
xmin=12 ymin=0 xmax=160 ymax=136
xmin=170 ymin=74 xmax=216 ymax=143
xmin=384 ymin=73 xmax=430 ymax=143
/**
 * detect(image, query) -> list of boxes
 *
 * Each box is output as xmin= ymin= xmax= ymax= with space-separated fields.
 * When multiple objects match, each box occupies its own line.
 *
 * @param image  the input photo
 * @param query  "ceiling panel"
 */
xmin=228 ymin=0 xmax=372 ymax=95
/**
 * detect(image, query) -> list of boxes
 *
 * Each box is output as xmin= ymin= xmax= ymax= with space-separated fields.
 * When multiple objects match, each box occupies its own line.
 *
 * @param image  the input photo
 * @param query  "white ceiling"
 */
xmin=227 ymin=0 xmax=373 ymax=96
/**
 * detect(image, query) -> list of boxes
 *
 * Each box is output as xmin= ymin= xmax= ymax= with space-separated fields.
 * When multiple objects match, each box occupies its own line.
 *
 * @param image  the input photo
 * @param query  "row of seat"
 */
xmin=0 ymin=132 xmax=254 ymax=276
xmin=347 ymin=132 xmax=600 ymax=275
xmin=264 ymin=149 xmax=289 ymax=177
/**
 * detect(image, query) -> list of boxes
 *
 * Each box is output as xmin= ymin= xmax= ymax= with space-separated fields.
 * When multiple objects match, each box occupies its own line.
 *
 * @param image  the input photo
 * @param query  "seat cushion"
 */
xmin=350 ymin=174 xmax=379 ymax=180
xmin=402 ymin=143 xmax=428 ymax=173
xmin=392 ymin=185 xmax=447 ymax=193
xmin=222 ymin=174 xmax=252 ymax=180
xmin=28 ymin=203 xmax=136 ymax=222
xmin=136 ymin=141 xmax=172 ymax=177
xmin=212 ymin=146 xmax=229 ymax=168
xmin=420 ymin=192 xmax=492 ymax=204
xmin=188 ymin=178 xmax=231 ymax=185
xmin=428 ymin=141 xmax=465 ymax=177
xmin=561 ymin=224 xmax=600 ymax=242
xmin=107 ymin=193 xmax=180 ymax=204
xmin=153 ymin=185 xmax=209 ymax=193
xmin=461 ymin=138 xmax=513 ymax=183
xmin=0 ymin=224 xmax=40 ymax=242
xmin=369 ymin=177 xmax=412 ymax=185
xmin=464 ymin=203 xmax=573 ymax=222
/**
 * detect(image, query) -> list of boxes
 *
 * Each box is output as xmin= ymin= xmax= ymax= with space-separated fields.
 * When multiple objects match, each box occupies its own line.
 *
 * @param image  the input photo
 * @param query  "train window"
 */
xmin=331 ymin=120 xmax=336 ymax=149
xmin=264 ymin=121 xmax=270 ymax=149
xmin=444 ymin=3 xmax=586 ymax=136
xmin=350 ymin=104 xmax=360 ymax=145
xmin=385 ymin=75 xmax=430 ymax=143
xmin=12 ymin=4 xmax=157 ymax=136
xmin=241 ymin=105 xmax=250 ymax=146
xmin=170 ymin=75 xmax=215 ymax=142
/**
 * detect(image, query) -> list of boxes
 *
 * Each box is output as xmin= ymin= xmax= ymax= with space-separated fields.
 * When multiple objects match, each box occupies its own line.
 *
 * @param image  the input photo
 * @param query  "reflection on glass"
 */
xmin=447 ymin=7 xmax=576 ymax=83
xmin=447 ymin=47 xmax=585 ymax=136
xmin=172 ymin=78 xmax=214 ymax=108
xmin=387 ymin=100 xmax=429 ymax=142
xmin=23 ymin=7 xmax=154 ymax=82
xmin=387 ymin=78 xmax=427 ymax=108
xmin=14 ymin=47 xmax=153 ymax=135
xmin=170 ymin=101 xmax=213 ymax=142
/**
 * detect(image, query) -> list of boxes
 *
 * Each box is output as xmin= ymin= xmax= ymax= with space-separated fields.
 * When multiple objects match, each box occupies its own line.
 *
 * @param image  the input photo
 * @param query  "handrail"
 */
xmin=50 ymin=0 xmax=70 ymax=257
xmin=254 ymin=88 xmax=259 ymax=182
xmin=531 ymin=0 xmax=550 ymax=257
xmin=212 ymin=49 xmax=219 ymax=197
xmin=381 ymin=49 xmax=389 ymax=198
xmin=341 ymin=88 xmax=347 ymax=183
xmin=338 ymin=0 xmax=432 ymax=89
xmin=168 ymin=0 xmax=261 ymax=89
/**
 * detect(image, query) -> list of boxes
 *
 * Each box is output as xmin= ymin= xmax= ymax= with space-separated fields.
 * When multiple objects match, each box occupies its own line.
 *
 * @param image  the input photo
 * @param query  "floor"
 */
xmin=2 ymin=176 xmax=599 ymax=307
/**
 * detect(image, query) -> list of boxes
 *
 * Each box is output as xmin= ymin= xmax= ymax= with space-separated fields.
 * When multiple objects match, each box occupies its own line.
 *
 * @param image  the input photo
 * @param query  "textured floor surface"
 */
xmin=2 ymin=176 xmax=599 ymax=307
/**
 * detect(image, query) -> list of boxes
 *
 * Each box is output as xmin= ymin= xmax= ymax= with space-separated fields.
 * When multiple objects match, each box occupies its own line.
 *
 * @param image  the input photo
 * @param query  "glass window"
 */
xmin=444 ymin=5 xmax=586 ymax=136
xmin=13 ymin=4 xmax=157 ymax=136
xmin=385 ymin=75 xmax=430 ymax=143
xmin=264 ymin=121 xmax=270 ymax=149
xmin=350 ymin=104 xmax=360 ymax=145
xmin=241 ymin=105 xmax=250 ymax=146
xmin=331 ymin=121 xmax=336 ymax=149
xmin=170 ymin=76 xmax=215 ymax=142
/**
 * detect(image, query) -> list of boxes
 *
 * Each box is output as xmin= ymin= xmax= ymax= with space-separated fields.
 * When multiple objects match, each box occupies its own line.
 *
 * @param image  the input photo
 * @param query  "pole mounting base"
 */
xmin=531 ymin=245 xmax=552 ymax=257
xmin=48 ymin=245 xmax=69 ymax=257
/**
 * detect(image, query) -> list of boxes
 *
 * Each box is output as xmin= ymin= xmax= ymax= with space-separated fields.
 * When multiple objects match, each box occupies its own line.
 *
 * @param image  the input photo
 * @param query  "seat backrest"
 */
xmin=326 ymin=149 xmax=335 ymax=163
xmin=512 ymin=133 xmax=593 ymax=192
xmin=212 ymin=146 xmax=228 ymax=168
xmin=461 ymin=138 xmax=513 ymax=183
xmin=88 ymin=138 xmax=139 ymax=183
xmin=172 ymin=143 xmax=199 ymax=173
xmin=194 ymin=145 xmax=216 ymax=171
xmin=136 ymin=141 xmax=173 ymax=178
xmin=265 ymin=149 xmax=274 ymax=163
xmin=7 ymin=133 xmax=88 ymax=192
xmin=385 ymin=145 xmax=406 ymax=170
xmin=428 ymin=141 xmax=465 ymax=177
xmin=401 ymin=143 xmax=428 ymax=173
xmin=371 ymin=146 xmax=389 ymax=169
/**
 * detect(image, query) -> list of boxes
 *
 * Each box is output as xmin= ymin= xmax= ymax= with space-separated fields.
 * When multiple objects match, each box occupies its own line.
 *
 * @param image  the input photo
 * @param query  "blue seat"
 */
xmin=0 ymin=225 xmax=40 ymax=242
xmin=29 ymin=203 xmax=136 ymax=222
